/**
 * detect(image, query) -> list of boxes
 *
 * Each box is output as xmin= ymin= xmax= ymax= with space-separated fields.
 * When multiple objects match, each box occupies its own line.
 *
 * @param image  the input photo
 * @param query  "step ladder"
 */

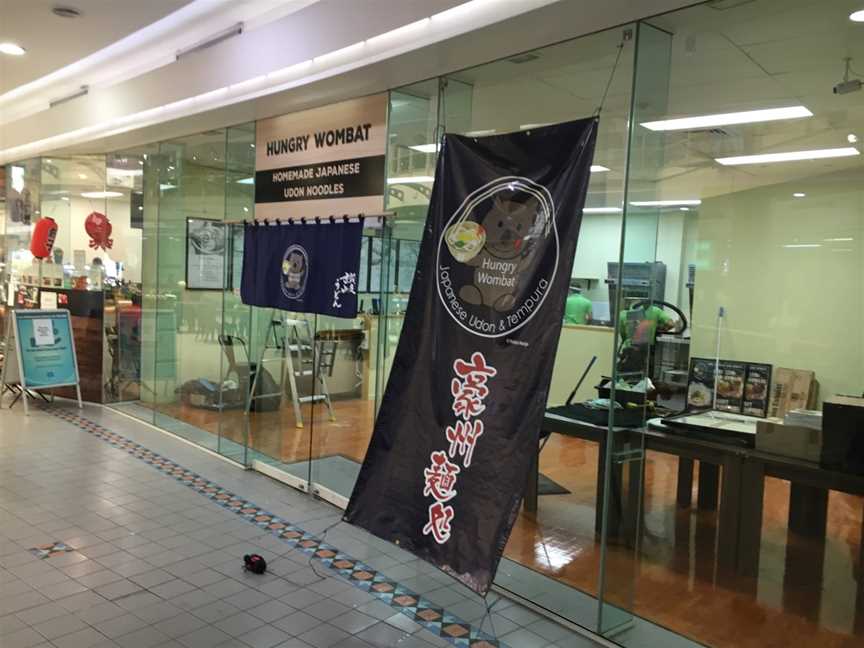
xmin=246 ymin=310 xmax=336 ymax=428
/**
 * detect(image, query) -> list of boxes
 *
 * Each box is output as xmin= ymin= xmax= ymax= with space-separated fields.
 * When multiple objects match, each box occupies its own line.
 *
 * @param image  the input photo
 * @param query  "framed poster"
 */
xmin=185 ymin=218 xmax=227 ymax=290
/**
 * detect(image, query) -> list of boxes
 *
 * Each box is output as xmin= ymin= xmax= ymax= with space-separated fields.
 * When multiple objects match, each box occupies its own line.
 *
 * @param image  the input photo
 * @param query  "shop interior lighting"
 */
xmin=409 ymin=144 xmax=440 ymax=153
xmin=81 ymin=191 xmax=123 ymax=198
xmin=793 ymin=192 xmax=806 ymax=198
xmin=680 ymin=207 xmax=690 ymax=211
xmin=850 ymin=9 xmax=864 ymax=21
xmin=236 ymin=177 xmax=254 ymax=184
xmin=463 ymin=129 xmax=497 ymax=137
xmin=824 ymin=237 xmax=854 ymax=242
xmin=716 ymin=147 xmax=860 ymax=165
xmin=583 ymin=207 xmax=623 ymax=213
xmin=641 ymin=106 xmax=812 ymax=131
xmin=783 ymin=243 xmax=821 ymax=249
xmin=849 ymin=133 xmax=859 ymax=143
xmin=630 ymin=199 xmax=702 ymax=207
xmin=77 ymin=173 xmax=88 ymax=179
xmin=0 ymin=43 xmax=26 ymax=56
xmin=387 ymin=176 xmax=435 ymax=184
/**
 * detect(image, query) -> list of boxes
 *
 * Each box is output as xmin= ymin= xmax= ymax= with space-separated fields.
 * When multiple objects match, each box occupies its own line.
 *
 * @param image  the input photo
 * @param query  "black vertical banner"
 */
xmin=344 ymin=118 xmax=598 ymax=594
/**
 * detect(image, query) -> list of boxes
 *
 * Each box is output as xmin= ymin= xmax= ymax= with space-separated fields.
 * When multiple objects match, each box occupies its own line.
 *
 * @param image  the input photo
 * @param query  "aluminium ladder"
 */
xmin=246 ymin=311 xmax=336 ymax=428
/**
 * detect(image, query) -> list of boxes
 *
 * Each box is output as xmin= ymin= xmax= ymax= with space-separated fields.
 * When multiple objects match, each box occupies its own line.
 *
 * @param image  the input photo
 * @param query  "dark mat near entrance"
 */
xmin=538 ymin=473 xmax=571 ymax=495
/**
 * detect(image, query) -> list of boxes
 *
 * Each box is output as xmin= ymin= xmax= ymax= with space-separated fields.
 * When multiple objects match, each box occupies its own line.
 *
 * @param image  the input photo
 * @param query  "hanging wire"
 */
xmin=595 ymin=38 xmax=627 ymax=115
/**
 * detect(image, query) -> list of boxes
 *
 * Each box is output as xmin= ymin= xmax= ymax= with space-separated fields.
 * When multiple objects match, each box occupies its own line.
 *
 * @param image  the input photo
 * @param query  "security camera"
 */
xmin=834 ymin=58 xmax=863 ymax=95
xmin=834 ymin=79 xmax=863 ymax=95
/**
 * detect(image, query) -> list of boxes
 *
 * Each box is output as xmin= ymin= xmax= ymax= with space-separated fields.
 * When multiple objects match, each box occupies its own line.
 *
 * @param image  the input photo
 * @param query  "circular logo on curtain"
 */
xmin=436 ymin=176 xmax=558 ymax=338
xmin=281 ymin=244 xmax=309 ymax=300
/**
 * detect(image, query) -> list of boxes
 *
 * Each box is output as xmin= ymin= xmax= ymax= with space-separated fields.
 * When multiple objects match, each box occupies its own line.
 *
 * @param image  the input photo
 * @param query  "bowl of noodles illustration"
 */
xmin=445 ymin=220 xmax=486 ymax=263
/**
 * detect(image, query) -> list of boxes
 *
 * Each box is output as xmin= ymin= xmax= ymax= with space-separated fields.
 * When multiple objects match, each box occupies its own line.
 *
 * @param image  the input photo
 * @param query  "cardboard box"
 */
xmin=768 ymin=368 xmax=818 ymax=418
xmin=756 ymin=419 xmax=822 ymax=463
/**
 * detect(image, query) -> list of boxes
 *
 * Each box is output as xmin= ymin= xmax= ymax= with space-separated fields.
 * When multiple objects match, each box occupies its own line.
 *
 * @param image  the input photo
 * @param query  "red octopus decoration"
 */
xmin=85 ymin=211 xmax=113 ymax=251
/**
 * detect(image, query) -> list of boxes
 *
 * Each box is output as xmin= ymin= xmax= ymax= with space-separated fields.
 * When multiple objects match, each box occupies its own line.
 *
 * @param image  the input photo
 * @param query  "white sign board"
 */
xmin=255 ymin=93 xmax=387 ymax=219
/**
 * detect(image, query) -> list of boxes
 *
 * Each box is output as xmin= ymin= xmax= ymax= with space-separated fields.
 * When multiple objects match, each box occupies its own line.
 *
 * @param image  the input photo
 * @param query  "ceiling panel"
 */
xmin=0 ymin=0 xmax=193 ymax=94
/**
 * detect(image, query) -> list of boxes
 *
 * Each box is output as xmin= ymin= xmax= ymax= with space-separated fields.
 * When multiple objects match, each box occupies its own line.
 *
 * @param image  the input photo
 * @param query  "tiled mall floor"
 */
xmin=0 ymin=402 xmax=602 ymax=648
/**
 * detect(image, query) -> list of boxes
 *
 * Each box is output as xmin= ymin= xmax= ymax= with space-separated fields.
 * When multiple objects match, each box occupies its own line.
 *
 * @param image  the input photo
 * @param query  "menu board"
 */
xmin=743 ymin=363 xmax=772 ymax=417
xmin=687 ymin=358 xmax=772 ymax=417
xmin=687 ymin=358 xmax=715 ymax=409
xmin=715 ymin=361 xmax=747 ymax=413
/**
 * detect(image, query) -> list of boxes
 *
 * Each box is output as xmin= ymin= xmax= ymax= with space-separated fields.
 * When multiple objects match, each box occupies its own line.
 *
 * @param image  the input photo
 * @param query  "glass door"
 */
xmin=597 ymin=21 xmax=674 ymax=639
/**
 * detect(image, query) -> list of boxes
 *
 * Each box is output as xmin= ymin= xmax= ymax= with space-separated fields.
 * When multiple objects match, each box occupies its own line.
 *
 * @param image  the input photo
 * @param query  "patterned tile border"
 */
xmin=46 ymin=407 xmax=506 ymax=648
xmin=30 ymin=541 xmax=76 ymax=559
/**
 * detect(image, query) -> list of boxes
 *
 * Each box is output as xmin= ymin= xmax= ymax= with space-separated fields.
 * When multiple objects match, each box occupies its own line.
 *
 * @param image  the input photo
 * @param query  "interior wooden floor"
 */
xmin=137 ymin=399 xmax=864 ymax=648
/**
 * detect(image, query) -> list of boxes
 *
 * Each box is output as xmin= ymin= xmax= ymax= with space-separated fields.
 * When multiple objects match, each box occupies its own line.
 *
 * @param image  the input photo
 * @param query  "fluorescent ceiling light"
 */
xmin=0 ymin=43 xmax=26 ymax=56
xmin=519 ymin=122 xmax=552 ymax=130
xmin=409 ymin=143 xmax=439 ymax=153
xmin=387 ymin=175 xmax=434 ymax=184
xmin=641 ymin=106 xmax=812 ymax=132
xmin=77 ymin=173 xmax=88 ymax=179
xmin=793 ymin=192 xmax=806 ymax=198
xmin=716 ymin=147 xmax=860 ymax=165
xmin=583 ymin=207 xmax=622 ymax=213
xmin=236 ymin=177 xmax=254 ymax=184
xmin=851 ymin=9 xmax=864 ymax=21
xmin=107 ymin=168 xmax=143 ymax=177
xmin=590 ymin=165 xmax=610 ymax=173
xmin=824 ymin=237 xmax=854 ymax=242
xmin=81 ymin=191 xmax=123 ymax=198
xmin=463 ymin=129 xmax=496 ymax=137
xmin=630 ymin=199 xmax=702 ymax=207
xmin=783 ymin=244 xmax=821 ymax=249
xmin=680 ymin=207 xmax=690 ymax=211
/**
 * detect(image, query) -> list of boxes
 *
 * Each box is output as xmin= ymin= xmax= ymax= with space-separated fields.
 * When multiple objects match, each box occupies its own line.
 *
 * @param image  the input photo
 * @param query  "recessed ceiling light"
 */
xmin=715 ymin=147 xmax=860 ymax=165
xmin=0 ymin=43 xmax=26 ymax=56
xmin=793 ymin=192 xmax=806 ymax=198
xmin=849 ymin=133 xmax=859 ymax=144
xmin=850 ymin=9 xmax=864 ymax=21
xmin=81 ymin=191 xmax=123 ymax=198
xmin=630 ymin=199 xmax=702 ymax=207
xmin=641 ymin=106 xmax=812 ymax=131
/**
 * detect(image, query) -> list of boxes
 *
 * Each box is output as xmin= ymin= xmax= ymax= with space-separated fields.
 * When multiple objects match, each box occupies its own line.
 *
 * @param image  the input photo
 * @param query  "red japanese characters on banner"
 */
xmin=422 ymin=352 xmax=496 ymax=544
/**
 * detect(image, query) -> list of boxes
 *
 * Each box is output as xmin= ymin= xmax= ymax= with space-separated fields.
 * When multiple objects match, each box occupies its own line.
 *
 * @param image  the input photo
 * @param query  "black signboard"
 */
xmin=344 ymin=118 xmax=598 ymax=594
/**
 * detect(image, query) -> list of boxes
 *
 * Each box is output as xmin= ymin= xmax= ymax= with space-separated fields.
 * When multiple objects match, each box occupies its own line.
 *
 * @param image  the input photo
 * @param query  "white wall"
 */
xmin=42 ymin=195 xmax=143 ymax=283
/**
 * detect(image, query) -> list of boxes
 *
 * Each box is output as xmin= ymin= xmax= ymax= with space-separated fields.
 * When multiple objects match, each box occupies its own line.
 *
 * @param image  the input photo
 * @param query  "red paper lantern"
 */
xmin=85 ymin=211 xmax=113 ymax=251
xmin=30 ymin=217 xmax=58 ymax=259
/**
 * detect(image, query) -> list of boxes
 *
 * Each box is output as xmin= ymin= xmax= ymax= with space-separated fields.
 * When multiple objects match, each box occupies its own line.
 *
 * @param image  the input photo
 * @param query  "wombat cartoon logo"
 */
xmin=281 ymin=244 xmax=309 ymax=300
xmin=438 ymin=176 xmax=558 ymax=338
xmin=458 ymin=195 xmax=542 ymax=312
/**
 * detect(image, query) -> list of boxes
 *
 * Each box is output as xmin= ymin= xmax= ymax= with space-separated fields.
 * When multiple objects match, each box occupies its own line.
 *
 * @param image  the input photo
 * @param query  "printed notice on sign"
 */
xmin=255 ymin=94 xmax=387 ymax=219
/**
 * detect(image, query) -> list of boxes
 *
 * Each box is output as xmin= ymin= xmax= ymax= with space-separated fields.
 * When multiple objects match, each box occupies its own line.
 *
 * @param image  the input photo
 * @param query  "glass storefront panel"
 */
xmin=615 ymin=2 xmax=864 ymax=646
xmin=431 ymin=26 xmax=639 ymax=633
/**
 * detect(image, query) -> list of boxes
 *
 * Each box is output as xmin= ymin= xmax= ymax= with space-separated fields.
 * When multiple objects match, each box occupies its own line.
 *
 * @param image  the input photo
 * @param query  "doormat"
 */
xmin=538 ymin=473 xmax=571 ymax=496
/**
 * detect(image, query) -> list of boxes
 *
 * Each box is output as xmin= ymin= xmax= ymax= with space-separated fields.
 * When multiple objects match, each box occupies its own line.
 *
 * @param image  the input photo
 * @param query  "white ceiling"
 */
xmin=0 ymin=0 xmax=193 ymax=94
